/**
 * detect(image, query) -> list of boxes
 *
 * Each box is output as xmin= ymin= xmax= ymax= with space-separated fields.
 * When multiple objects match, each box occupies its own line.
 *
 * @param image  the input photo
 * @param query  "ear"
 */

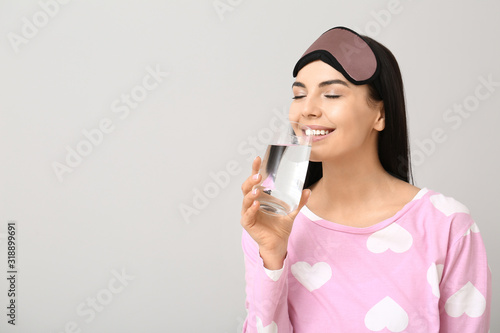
xmin=373 ymin=102 xmax=385 ymax=132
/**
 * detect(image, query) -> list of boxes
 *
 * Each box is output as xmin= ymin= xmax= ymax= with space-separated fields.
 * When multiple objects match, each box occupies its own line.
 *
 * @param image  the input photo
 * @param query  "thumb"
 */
xmin=287 ymin=189 xmax=311 ymax=220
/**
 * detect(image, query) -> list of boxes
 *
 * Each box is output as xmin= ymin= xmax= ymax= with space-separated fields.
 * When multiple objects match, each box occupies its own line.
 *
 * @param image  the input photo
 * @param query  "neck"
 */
xmin=312 ymin=147 xmax=395 ymax=207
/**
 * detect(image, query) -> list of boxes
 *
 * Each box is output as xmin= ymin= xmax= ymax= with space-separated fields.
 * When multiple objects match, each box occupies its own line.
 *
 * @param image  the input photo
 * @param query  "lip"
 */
xmin=304 ymin=125 xmax=335 ymax=130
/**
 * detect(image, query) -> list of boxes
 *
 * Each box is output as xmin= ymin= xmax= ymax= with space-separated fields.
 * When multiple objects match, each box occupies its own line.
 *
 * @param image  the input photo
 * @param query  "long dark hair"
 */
xmin=303 ymin=35 xmax=413 ymax=188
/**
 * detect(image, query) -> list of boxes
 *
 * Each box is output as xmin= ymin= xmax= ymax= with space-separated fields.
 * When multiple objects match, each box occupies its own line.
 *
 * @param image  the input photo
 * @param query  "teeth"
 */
xmin=306 ymin=129 xmax=331 ymax=136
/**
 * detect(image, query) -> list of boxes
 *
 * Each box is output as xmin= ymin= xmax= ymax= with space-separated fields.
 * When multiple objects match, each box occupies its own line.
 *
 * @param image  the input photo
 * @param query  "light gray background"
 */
xmin=1 ymin=1 xmax=498 ymax=332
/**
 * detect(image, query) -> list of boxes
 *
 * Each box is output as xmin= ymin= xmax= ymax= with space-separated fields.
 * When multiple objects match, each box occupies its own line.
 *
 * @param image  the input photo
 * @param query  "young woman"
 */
xmin=240 ymin=27 xmax=491 ymax=332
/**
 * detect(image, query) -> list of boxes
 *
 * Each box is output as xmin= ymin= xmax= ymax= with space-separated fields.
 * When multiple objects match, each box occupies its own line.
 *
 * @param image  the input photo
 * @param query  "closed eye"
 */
xmin=292 ymin=96 xmax=306 ymax=100
xmin=325 ymin=95 xmax=340 ymax=99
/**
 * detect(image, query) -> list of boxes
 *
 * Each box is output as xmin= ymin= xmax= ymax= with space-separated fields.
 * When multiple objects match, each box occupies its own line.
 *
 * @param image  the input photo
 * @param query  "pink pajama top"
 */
xmin=242 ymin=188 xmax=491 ymax=332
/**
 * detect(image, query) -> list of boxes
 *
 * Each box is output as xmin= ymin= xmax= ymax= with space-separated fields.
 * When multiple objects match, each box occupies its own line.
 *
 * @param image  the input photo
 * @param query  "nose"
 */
xmin=301 ymin=96 xmax=322 ymax=119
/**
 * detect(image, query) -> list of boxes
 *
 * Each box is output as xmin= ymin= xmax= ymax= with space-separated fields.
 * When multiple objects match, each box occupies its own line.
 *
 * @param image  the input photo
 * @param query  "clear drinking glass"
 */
xmin=255 ymin=122 xmax=312 ymax=215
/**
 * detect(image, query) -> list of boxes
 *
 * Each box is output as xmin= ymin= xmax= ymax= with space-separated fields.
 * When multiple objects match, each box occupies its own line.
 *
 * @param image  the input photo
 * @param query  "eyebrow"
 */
xmin=292 ymin=79 xmax=349 ymax=89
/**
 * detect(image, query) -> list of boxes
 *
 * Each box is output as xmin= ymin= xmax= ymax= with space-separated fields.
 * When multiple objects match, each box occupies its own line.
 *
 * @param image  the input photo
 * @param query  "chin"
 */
xmin=309 ymin=147 xmax=335 ymax=162
xmin=308 ymin=152 xmax=323 ymax=163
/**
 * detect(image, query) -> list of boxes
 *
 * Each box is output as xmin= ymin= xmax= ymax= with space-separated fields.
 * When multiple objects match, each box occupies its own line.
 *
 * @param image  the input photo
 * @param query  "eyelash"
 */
xmin=292 ymin=95 xmax=340 ymax=99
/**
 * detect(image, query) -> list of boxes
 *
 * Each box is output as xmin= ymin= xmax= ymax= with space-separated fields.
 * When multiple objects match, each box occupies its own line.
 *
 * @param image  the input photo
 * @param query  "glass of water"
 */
xmin=255 ymin=122 xmax=312 ymax=216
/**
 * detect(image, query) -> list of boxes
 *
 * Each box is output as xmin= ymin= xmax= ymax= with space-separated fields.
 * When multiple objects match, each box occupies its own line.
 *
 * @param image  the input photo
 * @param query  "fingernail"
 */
xmin=253 ymin=173 xmax=260 ymax=180
xmin=252 ymin=188 xmax=258 ymax=195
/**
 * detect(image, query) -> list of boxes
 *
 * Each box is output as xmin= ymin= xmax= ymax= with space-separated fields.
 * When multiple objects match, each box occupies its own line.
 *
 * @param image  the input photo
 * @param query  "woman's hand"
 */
xmin=240 ymin=156 xmax=311 ymax=270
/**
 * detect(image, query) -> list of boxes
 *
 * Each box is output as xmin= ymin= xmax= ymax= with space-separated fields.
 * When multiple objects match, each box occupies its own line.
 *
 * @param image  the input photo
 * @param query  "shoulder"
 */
xmin=413 ymin=188 xmax=476 ymax=242
xmin=426 ymin=190 xmax=470 ymax=216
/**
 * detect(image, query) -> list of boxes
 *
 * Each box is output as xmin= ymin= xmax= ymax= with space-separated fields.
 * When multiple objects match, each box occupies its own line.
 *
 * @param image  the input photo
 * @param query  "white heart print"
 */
xmin=427 ymin=263 xmax=444 ymax=297
xmin=464 ymin=223 xmax=480 ymax=236
xmin=445 ymin=281 xmax=486 ymax=318
xmin=366 ymin=223 xmax=413 ymax=253
xmin=364 ymin=296 xmax=409 ymax=332
xmin=430 ymin=194 xmax=470 ymax=216
xmin=291 ymin=261 xmax=332 ymax=292
xmin=256 ymin=316 xmax=278 ymax=333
